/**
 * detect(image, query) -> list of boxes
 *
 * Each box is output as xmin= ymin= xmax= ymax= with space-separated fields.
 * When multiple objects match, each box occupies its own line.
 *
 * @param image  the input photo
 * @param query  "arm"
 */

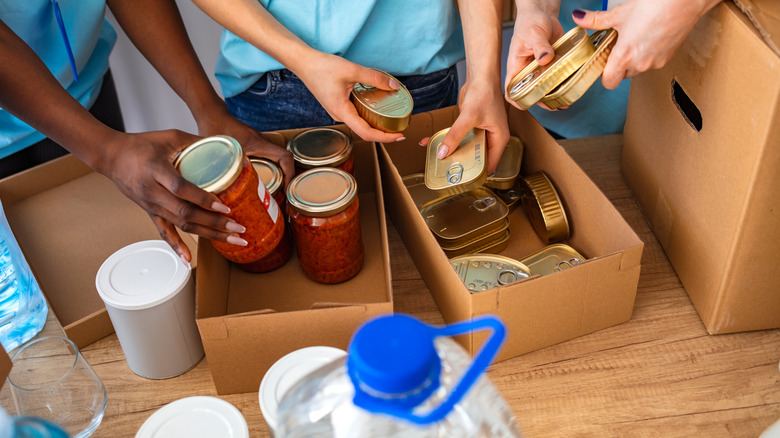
xmin=191 ymin=0 xmax=405 ymax=143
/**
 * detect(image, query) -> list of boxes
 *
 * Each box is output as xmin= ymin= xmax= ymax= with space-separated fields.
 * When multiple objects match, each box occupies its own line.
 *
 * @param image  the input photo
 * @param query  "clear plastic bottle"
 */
xmin=0 ymin=199 xmax=47 ymax=352
xmin=275 ymin=314 xmax=523 ymax=438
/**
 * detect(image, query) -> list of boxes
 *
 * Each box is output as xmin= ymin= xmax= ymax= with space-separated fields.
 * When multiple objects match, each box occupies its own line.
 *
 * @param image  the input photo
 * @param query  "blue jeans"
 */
xmin=226 ymin=66 xmax=459 ymax=132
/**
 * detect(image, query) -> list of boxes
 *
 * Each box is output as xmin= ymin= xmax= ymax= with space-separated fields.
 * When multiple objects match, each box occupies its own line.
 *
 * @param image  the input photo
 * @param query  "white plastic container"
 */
xmin=95 ymin=240 xmax=203 ymax=379
xmin=135 ymin=396 xmax=248 ymax=438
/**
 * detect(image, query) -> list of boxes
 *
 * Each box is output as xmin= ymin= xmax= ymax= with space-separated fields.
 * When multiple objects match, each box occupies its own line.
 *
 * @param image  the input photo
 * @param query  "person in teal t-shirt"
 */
xmin=0 ymin=0 xmax=293 ymax=263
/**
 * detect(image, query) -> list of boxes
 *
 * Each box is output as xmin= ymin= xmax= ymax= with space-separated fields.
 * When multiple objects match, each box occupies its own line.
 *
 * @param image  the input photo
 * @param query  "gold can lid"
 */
xmin=506 ymin=26 xmax=595 ymax=110
xmin=249 ymin=157 xmax=283 ymax=196
xmin=402 ymin=173 xmax=440 ymax=210
xmin=519 ymin=243 xmax=585 ymax=276
xmin=486 ymin=136 xmax=524 ymax=190
xmin=287 ymin=167 xmax=357 ymax=216
xmin=287 ymin=127 xmax=352 ymax=169
xmin=450 ymin=253 xmax=531 ymax=292
xmin=540 ymin=29 xmax=618 ymax=109
xmin=174 ymin=135 xmax=244 ymax=193
xmin=351 ymin=70 xmax=413 ymax=133
xmin=521 ymin=172 xmax=570 ymax=244
xmin=421 ymin=187 xmax=508 ymax=244
xmin=425 ymin=127 xmax=487 ymax=195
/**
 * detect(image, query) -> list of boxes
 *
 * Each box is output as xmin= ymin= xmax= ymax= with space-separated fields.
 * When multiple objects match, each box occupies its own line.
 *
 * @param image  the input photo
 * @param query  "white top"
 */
xmin=95 ymin=240 xmax=191 ymax=311
xmin=136 ymin=396 xmax=248 ymax=438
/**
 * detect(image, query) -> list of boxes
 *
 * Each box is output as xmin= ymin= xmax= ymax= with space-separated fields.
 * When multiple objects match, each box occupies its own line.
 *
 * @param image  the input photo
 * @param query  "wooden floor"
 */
xmin=3 ymin=135 xmax=778 ymax=437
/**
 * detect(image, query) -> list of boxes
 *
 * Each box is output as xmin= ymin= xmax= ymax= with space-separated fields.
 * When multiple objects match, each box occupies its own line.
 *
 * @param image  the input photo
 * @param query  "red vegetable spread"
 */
xmin=238 ymin=191 xmax=293 ymax=273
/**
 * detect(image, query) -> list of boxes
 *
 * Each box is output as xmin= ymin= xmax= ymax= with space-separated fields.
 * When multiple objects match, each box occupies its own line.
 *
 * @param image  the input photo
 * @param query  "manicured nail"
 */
xmin=212 ymin=202 xmax=230 ymax=214
xmin=179 ymin=254 xmax=191 ymax=269
xmin=388 ymin=79 xmax=400 ymax=90
xmin=572 ymin=9 xmax=586 ymax=20
xmin=227 ymin=235 xmax=248 ymax=246
xmin=536 ymin=51 xmax=549 ymax=61
xmin=437 ymin=145 xmax=449 ymax=159
xmin=395 ymin=136 xmax=406 ymax=142
xmin=226 ymin=221 xmax=246 ymax=233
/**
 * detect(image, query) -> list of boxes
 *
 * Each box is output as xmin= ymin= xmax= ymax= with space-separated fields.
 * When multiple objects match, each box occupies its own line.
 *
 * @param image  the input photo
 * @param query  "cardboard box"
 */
xmin=379 ymin=106 xmax=643 ymax=361
xmin=621 ymin=0 xmax=780 ymax=334
xmin=195 ymin=129 xmax=393 ymax=395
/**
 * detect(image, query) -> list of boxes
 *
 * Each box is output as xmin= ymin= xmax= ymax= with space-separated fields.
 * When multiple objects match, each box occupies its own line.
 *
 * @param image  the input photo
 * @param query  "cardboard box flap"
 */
xmin=734 ymin=0 xmax=780 ymax=56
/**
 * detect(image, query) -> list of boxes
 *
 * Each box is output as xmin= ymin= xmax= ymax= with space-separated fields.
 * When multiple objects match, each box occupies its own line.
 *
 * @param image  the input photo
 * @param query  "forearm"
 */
xmin=458 ymin=0 xmax=503 ymax=85
xmin=515 ymin=0 xmax=560 ymax=20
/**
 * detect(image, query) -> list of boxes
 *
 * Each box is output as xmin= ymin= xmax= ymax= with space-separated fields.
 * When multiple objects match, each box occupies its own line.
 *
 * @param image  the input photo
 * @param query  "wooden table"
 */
xmin=3 ymin=135 xmax=779 ymax=437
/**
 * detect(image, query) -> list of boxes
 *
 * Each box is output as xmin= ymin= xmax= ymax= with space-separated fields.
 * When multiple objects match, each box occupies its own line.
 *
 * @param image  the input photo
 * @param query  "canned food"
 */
xmin=175 ymin=136 xmax=284 ymax=264
xmin=421 ymin=187 xmax=509 ymax=247
xmin=351 ymin=70 xmax=413 ymax=133
xmin=519 ymin=243 xmax=585 ymax=276
xmin=486 ymin=136 xmax=524 ymax=190
xmin=450 ymin=254 xmax=531 ymax=293
xmin=238 ymin=158 xmax=293 ymax=273
xmin=425 ymin=128 xmax=487 ymax=196
xmin=287 ymin=168 xmax=363 ymax=284
xmin=521 ymin=171 xmax=570 ymax=244
xmin=402 ymin=173 xmax=440 ymax=210
xmin=493 ymin=186 xmax=522 ymax=212
xmin=287 ymin=127 xmax=354 ymax=175
xmin=540 ymin=29 xmax=618 ymax=109
xmin=506 ymin=26 xmax=595 ymax=110
xmin=441 ymin=225 xmax=511 ymax=259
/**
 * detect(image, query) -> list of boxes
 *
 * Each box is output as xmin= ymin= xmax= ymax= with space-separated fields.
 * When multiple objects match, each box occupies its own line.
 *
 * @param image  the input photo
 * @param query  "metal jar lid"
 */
xmin=521 ymin=172 xmax=570 ymax=244
xmin=441 ymin=222 xmax=511 ymax=259
xmin=506 ymin=26 xmax=595 ymax=110
xmin=250 ymin=157 xmax=283 ymax=196
xmin=287 ymin=127 xmax=352 ymax=169
xmin=424 ymin=127 xmax=487 ymax=196
xmin=421 ymin=187 xmax=509 ymax=247
xmin=351 ymin=70 xmax=413 ymax=133
xmin=450 ymin=254 xmax=531 ymax=293
xmin=519 ymin=243 xmax=585 ymax=276
xmin=174 ymin=135 xmax=244 ymax=193
xmin=540 ymin=29 xmax=618 ymax=109
xmin=486 ymin=136 xmax=524 ymax=190
xmin=287 ymin=167 xmax=358 ymax=216
xmin=402 ymin=173 xmax=440 ymax=210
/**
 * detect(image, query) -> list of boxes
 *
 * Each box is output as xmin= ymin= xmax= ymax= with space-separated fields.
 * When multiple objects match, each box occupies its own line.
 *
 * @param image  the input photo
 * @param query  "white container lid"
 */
xmin=96 ymin=240 xmax=191 ymax=311
xmin=136 ymin=396 xmax=248 ymax=438
xmin=259 ymin=346 xmax=347 ymax=431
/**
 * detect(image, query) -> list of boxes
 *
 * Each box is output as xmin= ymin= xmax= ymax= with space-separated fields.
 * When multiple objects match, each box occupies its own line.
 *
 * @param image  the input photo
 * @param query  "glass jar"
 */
xmin=175 ymin=136 xmax=284 ymax=264
xmin=238 ymin=158 xmax=293 ymax=273
xmin=287 ymin=168 xmax=363 ymax=283
xmin=287 ymin=127 xmax=354 ymax=176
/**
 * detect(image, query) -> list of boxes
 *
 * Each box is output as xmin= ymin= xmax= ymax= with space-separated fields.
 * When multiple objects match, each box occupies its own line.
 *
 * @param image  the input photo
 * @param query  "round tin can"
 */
xmin=175 ymin=136 xmax=284 ymax=264
xmin=506 ymin=26 xmax=595 ymax=110
xmin=541 ymin=29 xmax=618 ymax=109
xmin=519 ymin=243 xmax=585 ymax=276
xmin=486 ymin=136 xmax=524 ymax=190
xmin=402 ymin=173 xmax=441 ymax=210
xmin=450 ymin=254 xmax=531 ymax=293
xmin=350 ymin=70 xmax=413 ymax=133
xmin=287 ymin=127 xmax=354 ymax=175
xmin=521 ymin=172 xmax=570 ymax=244
xmin=424 ymin=127 xmax=487 ymax=197
xmin=421 ymin=187 xmax=509 ymax=248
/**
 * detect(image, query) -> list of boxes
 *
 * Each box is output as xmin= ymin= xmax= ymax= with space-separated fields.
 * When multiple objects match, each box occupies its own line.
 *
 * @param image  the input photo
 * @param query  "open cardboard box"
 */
xmin=195 ymin=128 xmax=393 ymax=395
xmin=379 ymin=105 xmax=644 ymax=361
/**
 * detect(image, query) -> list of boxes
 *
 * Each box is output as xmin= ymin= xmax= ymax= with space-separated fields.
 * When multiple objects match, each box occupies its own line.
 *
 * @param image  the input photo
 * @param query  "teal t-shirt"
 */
xmin=0 ymin=0 xmax=116 ymax=158
xmin=215 ymin=0 xmax=465 ymax=98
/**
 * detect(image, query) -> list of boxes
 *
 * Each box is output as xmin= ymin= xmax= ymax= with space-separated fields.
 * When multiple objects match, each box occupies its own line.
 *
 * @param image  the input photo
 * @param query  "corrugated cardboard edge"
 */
xmin=0 ymin=345 xmax=10 ymax=390
xmin=733 ymin=0 xmax=780 ymax=57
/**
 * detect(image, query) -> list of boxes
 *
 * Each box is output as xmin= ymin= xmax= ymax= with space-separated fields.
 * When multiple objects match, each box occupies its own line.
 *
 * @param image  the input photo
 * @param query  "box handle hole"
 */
xmin=671 ymin=79 xmax=702 ymax=131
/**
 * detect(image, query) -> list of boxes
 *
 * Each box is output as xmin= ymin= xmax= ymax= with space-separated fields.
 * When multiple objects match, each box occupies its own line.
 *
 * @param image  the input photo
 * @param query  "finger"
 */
xmin=526 ymin=32 xmax=556 ymax=65
xmin=341 ymin=110 xmax=405 ymax=143
xmin=485 ymin=129 xmax=509 ymax=175
xmin=151 ymin=215 xmax=193 ymax=264
xmin=572 ymin=8 xmax=614 ymax=31
xmin=353 ymin=66 xmax=400 ymax=92
xmin=419 ymin=136 xmax=430 ymax=147
xmin=437 ymin=116 xmax=474 ymax=160
xmin=155 ymin=163 xmax=231 ymax=215
xmin=601 ymin=53 xmax=626 ymax=90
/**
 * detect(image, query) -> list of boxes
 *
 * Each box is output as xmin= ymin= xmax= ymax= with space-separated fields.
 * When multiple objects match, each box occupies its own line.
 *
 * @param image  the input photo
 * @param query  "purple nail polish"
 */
xmin=537 ymin=51 xmax=549 ymax=61
xmin=572 ymin=9 xmax=586 ymax=20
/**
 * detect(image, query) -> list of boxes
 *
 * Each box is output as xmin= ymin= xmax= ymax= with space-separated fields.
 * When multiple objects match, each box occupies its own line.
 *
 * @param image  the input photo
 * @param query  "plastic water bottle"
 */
xmin=0 ymin=407 xmax=70 ymax=438
xmin=275 ymin=314 xmax=523 ymax=437
xmin=0 ymin=199 xmax=47 ymax=352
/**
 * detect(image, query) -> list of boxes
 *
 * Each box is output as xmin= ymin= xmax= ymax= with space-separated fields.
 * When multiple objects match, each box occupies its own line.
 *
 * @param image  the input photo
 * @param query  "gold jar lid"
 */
xmin=287 ymin=167 xmax=357 ymax=216
xmin=174 ymin=135 xmax=243 ymax=193
xmin=287 ymin=127 xmax=352 ymax=169
xmin=506 ymin=26 xmax=595 ymax=110
xmin=351 ymin=70 xmax=413 ymax=133
xmin=450 ymin=254 xmax=531 ymax=292
xmin=421 ymin=187 xmax=508 ymax=247
xmin=486 ymin=136 xmax=524 ymax=190
xmin=519 ymin=243 xmax=585 ymax=276
xmin=402 ymin=173 xmax=440 ymax=210
xmin=540 ymin=29 xmax=618 ymax=109
xmin=249 ymin=157 xmax=283 ymax=196
xmin=521 ymin=172 xmax=570 ymax=244
xmin=424 ymin=127 xmax=487 ymax=196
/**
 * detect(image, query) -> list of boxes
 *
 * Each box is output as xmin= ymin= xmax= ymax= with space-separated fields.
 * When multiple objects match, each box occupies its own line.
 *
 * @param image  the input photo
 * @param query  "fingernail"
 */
xmin=227 ymin=235 xmax=248 ymax=246
xmin=396 ymin=136 xmax=406 ymax=142
xmin=437 ymin=145 xmax=449 ymax=159
xmin=388 ymin=79 xmax=400 ymax=90
xmin=536 ymin=51 xmax=549 ymax=61
xmin=572 ymin=9 xmax=586 ymax=19
xmin=212 ymin=202 xmax=230 ymax=214
xmin=179 ymin=254 xmax=192 ymax=269
xmin=226 ymin=221 xmax=246 ymax=233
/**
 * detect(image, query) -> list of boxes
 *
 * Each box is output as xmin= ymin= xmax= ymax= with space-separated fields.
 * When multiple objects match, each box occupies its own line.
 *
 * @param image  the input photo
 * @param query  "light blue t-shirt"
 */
xmin=216 ymin=0 xmax=465 ymax=98
xmin=0 ymin=0 xmax=116 ymax=158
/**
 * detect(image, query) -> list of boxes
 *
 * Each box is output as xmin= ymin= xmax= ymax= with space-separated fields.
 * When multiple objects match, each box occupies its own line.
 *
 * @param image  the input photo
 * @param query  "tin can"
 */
xmin=450 ymin=254 xmax=531 ymax=293
xmin=541 ymin=29 xmax=618 ymax=109
xmin=175 ymin=136 xmax=284 ymax=264
xmin=402 ymin=173 xmax=440 ymax=210
xmin=506 ymin=26 xmax=595 ymax=110
xmin=425 ymin=128 xmax=487 ymax=197
xmin=493 ymin=186 xmax=523 ymax=212
xmin=486 ymin=136 xmax=524 ymax=190
xmin=351 ymin=70 xmax=413 ymax=133
xmin=287 ymin=127 xmax=354 ymax=175
xmin=421 ymin=187 xmax=509 ymax=247
xmin=521 ymin=171 xmax=570 ymax=244
xmin=287 ymin=168 xmax=363 ymax=284
xmin=441 ymin=225 xmax=511 ymax=259
xmin=519 ymin=243 xmax=585 ymax=276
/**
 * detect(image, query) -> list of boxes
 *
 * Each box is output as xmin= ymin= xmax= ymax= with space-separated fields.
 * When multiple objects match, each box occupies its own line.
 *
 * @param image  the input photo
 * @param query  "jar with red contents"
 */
xmin=287 ymin=127 xmax=354 ymax=176
xmin=175 ymin=136 xmax=284 ymax=264
xmin=286 ymin=168 xmax=363 ymax=283
xmin=238 ymin=158 xmax=293 ymax=272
